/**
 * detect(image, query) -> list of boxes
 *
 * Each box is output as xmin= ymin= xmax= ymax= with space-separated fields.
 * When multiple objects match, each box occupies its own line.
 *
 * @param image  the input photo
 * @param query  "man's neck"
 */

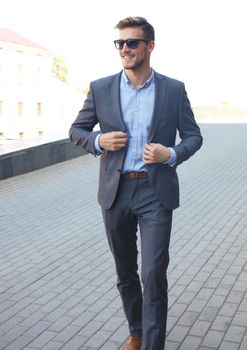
xmin=124 ymin=67 xmax=152 ymax=89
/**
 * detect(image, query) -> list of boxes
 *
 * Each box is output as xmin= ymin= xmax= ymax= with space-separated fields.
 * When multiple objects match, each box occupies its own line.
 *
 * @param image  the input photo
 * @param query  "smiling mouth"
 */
xmin=122 ymin=56 xmax=134 ymax=59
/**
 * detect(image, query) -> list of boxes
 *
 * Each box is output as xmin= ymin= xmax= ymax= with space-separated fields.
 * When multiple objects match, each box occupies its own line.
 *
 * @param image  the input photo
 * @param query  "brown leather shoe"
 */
xmin=121 ymin=336 xmax=142 ymax=350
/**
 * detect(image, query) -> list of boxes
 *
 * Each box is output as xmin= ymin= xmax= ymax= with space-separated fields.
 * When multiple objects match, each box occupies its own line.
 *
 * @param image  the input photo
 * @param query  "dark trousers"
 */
xmin=102 ymin=177 xmax=172 ymax=350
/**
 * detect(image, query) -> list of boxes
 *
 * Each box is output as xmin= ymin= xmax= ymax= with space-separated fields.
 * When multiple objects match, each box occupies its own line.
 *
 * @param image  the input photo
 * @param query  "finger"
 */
xmin=143 ymin=148 xmax=153 ymax=157
xmin=142 ymin=155 xmax=153 ymax=164
xmin=113 ymin=137 xmax=128 ymax=142
xmin=143 ymin=150 xmax=152 ymax=157
xmin=114 ymin=138 xmax=128 ymax=145
xmin=113 ymin=131 xmax=128 ymax=138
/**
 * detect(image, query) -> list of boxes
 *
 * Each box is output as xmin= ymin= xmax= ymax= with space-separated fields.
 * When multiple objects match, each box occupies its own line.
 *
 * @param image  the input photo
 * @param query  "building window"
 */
xmin=17 ymin=102 xmax=23 ymax=116
xmin=17 ymin=64 xmax=23 ymax=72
xmin=0 ymin=101 xmax=3 ymax=136
xmin=0 ymin=101 xmax=3 ymax=117
xmin=37 ymin=102 xmax=42 ymax=117
xmin=17 ymin=64 xmax=23 ymax=84
xmin=36 ymin=66 xmax=41 ymax=85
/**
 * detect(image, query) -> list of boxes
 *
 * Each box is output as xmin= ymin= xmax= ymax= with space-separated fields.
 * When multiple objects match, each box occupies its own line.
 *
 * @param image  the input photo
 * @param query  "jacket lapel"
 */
xmin=109 ymin=73 xmax=126 ymax=131
xmin=148 ymin=73 xmax=168 ymax=142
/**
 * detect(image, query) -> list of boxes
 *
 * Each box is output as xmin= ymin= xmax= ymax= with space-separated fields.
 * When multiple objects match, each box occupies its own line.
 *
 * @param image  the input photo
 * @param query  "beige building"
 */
xmin=0 ymin=28 xmax=83 ymax=139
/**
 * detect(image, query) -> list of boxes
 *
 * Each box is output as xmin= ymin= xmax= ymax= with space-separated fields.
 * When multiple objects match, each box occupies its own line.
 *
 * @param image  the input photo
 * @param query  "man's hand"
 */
xmin=142 ymin=143 xmax=171 ymax=164
xmin=99 ymin=131 xmax=128 ymax=151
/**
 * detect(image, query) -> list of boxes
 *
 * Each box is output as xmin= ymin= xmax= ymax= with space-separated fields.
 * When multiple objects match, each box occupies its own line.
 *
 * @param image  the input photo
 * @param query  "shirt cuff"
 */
xmin=94 ymin=134 xmax=103 ymax=155
xmin=165 ymin=147 xmax=177 ymax=167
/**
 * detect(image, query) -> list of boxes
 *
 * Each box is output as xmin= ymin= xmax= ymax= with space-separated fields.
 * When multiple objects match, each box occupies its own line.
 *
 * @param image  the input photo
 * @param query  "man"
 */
xmin=69 ymin=16 xmax=202 ymax=350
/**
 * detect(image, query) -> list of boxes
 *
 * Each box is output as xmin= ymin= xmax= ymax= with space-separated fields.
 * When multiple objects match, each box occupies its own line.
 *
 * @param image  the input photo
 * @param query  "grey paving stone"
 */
xmin=43 ymin=307 xmax=68 ymax=323
xmin=227 ymin=286 xmax=246 ymax=300
xmin=166 ymin=325 xmax=190 ymax=342
xmin=219 ymin=341 xmax=240 ymax=350
xmin=215 ymin=283 xmax=233 ymax=297
xmin=79 ymin=320 xmax=104 ymax=338
xmin=49 ymin=316 xmax=74 ymax=333
xmin=207 ymin=295 xmax=226 ymax=308
xmin=19 ymin=310 xmax=47 ymax=327
xmin=177 ymin=291 xmax=196 ymax=305
xmin=199 ymin=306 xmax=219 ymax=322
xmin=239 ymin=297 xmax=247 ymax=312
xmin=196 ymin=288 xmax=215 ymax=301
xmin=177 ymin=311 xmax=199 ymax=327
xmin=99 ymin=340 xmax=122 ymax=350
xmin=204 ymin=277 xmax=221 ymax=289
xmin=224 ymin=324 xmax=246 ymax=343
xmin=189 ymin=320 xmax=211 ymax=337
xmin=1 ymin=335 xmax=33 ymax=350
xmin=166 ymin=316 xmax=178 ymax=333
xmin=219 ymin=302 xmax=239 ymax=317
xmin=102 ymin=316 xmax=125 ymax=332
xmin=40 ymin=340 xmax=64 ymax=349
xmin=24 ymin=320 xmax=52 ymax=338
xmin=187 ymin=298 xmax=208 ymax=313
xmin=0 ymin=317 xmax=25 ymax=337
xmin=87 ymin=298 xmax=113 ymax=313
xmin=239 ymin=336 xmax=247 ymax=350
xmin=84 ymin=329 xmax=112 ymax=348
xmin=186 ymin=281 xmax=205 ymax=293
xmin=53 ymin=325 xmax=82 ymax=343
xmin=0 ymin=341 xmax=9 ymax=349
xmin=201 ymin=330 xmax=224 ymax=348
xmin=211 ymin=315 xmax=232 ymax=332
xmin=168 ymin=303 xmax=188 ymax=318
xmin=232 ymin=311 xmax=247 ymax=327
xmin=164 ymin=341 xmax=180 ymax=350
xmin=179 ymin=335 xmax=202 ymax=350
xmin=59 ymin=335 xmax=87 ymax=349
xmin=27 ymin=330 xmax=57 ymax=348
xmin=0 ymin=325 xmax=28 ymax=344
xmin=94 ymin=307 xmax=120 ymax=323
xmin=109 ymin=324 xmax=129 ymax=343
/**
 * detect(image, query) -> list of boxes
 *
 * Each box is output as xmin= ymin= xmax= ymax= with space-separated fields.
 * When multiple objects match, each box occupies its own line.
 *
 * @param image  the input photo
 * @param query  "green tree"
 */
xmin=52 ymin=55 xmax=68 ymax=83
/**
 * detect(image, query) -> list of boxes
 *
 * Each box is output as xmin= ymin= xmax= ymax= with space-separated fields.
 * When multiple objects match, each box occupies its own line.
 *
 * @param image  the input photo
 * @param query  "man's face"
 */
xmin=116 ymin=27 xmax=154 ymax=71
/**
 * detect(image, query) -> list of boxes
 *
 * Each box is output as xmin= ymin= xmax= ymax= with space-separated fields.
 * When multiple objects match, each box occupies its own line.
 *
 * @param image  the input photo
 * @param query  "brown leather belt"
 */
xmin=121 ymin=171 xmax=149 ymax=179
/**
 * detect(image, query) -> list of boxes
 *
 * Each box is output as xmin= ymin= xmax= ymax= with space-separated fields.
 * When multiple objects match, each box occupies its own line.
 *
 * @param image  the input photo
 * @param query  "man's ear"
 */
xmin=148 ymin=41 xmax=155 ymax=52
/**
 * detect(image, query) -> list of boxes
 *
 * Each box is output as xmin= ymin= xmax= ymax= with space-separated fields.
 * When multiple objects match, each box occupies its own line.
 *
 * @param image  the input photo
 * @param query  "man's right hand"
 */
xmin=99 ymin=131 xmax=128 ymax=151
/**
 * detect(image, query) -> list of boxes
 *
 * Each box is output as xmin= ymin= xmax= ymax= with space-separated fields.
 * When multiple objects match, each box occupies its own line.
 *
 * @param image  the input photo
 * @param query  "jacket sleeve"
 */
xmin=69 ymin=83 xmax=100 ymax=155
xmin=173 ymin=84 xmax=203 ymax=165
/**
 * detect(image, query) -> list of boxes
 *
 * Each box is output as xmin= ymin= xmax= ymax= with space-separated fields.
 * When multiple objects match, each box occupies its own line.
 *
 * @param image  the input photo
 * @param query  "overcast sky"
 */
xmin=1 ymin=0 xmax=246 ymax=107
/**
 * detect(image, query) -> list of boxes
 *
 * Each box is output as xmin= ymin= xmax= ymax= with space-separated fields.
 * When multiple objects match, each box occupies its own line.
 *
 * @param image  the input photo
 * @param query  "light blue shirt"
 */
xmin=95 ymin=70 xmax=176 ymax=171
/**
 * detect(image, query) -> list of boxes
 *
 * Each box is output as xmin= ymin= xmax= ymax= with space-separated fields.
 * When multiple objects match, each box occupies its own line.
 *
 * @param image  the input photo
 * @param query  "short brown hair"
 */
xmin=115 ymin=17 xmax=155 ymax=41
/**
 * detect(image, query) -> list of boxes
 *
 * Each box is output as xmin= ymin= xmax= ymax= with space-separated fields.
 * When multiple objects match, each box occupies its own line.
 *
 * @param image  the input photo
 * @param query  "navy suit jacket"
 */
xmin=69 ymin=71 xmax=203 ymax=210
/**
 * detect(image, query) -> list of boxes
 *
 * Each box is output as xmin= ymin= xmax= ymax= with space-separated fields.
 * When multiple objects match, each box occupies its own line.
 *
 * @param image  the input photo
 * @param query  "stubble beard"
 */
xmin=122 ymin=57 xmax=146 ymax=71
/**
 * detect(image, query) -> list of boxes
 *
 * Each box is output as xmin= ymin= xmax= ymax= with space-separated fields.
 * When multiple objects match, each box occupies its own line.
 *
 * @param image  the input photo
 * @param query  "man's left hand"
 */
xmin=142 ymin=143 xmax=171 ymax=164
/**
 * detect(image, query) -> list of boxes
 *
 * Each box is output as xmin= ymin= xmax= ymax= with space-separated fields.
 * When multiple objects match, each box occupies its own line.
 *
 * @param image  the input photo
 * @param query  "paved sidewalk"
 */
xmin=0 ymin=123 xmax=247 ymax=350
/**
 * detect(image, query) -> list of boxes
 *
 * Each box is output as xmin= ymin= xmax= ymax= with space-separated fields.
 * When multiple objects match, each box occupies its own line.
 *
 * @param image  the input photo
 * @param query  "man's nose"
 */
xmin=122 ymin=42 xmax=130 ymax=51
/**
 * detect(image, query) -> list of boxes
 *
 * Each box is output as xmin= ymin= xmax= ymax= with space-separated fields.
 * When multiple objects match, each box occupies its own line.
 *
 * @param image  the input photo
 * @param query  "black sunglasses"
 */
xmin=114 ymin=39 xmax=150 ymax=50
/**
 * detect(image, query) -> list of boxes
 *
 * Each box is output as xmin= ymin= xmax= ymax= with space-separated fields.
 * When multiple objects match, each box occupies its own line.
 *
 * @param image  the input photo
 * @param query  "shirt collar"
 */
xmin=121 ymin=69 xmax=155 ymax=89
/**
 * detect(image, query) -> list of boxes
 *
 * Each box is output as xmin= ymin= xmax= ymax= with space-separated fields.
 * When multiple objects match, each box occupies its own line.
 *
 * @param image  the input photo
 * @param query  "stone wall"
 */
xmin=0 ymin=139 xmax=86 ymax=180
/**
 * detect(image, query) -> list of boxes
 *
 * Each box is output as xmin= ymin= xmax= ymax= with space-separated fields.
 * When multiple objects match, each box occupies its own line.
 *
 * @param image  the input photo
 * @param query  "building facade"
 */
xmin=0 ymin=28 xmax=83 ymax=139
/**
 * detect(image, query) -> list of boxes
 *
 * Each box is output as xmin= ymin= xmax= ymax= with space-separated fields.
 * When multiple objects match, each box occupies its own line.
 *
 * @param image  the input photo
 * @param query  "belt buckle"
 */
xmin=132 ymin=172 xmax=139 ymax=179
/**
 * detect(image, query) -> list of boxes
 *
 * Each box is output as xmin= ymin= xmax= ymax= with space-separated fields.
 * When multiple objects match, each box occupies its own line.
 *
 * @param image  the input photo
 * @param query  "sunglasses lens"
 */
xmin=114 ymin=40 xmax=124 ymax=50
xmin=114 ymin=39 xmax=140 ymax=50
xmin=126 ymin=40 xmax=139 ymax=49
